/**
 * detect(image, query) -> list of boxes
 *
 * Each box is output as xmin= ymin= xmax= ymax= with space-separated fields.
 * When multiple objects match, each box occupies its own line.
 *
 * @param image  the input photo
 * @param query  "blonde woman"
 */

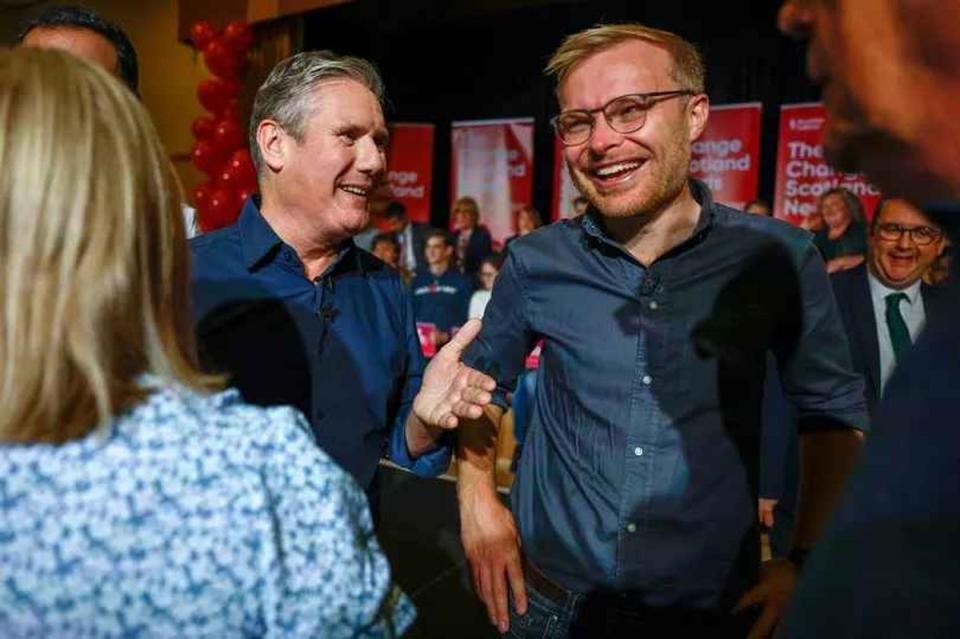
xmin=0 ymin=48 xmax=412 ymax=637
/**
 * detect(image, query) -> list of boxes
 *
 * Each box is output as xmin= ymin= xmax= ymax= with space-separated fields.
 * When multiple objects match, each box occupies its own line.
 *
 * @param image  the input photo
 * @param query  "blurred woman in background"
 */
xmin=813 ymin=187 xmax=868 ymax=273
xmin=504 ymin=204 xmax=543 ymax=251
xmin=469 ymin=252 xmax=504 ymax=319
xmin=0 ymin=48 xmax=411 ymax=637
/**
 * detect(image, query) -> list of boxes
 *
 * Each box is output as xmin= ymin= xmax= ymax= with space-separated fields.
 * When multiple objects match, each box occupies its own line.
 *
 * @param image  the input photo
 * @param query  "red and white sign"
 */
xmin=451 ymin=118 xmax=534 ymax=244
xmin=552 ymin=137 xmax=581 ymax=220
xmin=386 ymin=123 xmax=434 ymax=223
xmin=415 ymin=322 xmax=437 ymax=358
xmin=690 ymin=102 xmax=762 ymax=209
xmin=774 ymin=103 xmax=882 ymax=226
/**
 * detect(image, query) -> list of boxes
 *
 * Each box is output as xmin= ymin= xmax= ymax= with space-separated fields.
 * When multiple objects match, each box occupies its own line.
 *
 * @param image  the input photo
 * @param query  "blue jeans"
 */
xmin=506 ymin=575 xmax=760 ymax=638
xmin=506 ymin=578 xmax=580 ymax=639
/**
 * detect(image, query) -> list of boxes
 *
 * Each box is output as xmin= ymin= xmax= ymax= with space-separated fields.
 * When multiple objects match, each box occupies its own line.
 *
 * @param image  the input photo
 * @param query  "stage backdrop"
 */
xmin=774 ymin=103 xmax=882 ymax=226
xmin=385 ymin=123 xmax=434 ymax=223
xmin=690 ymin=102 xmax=762 ymax=210
xmin=552 ymin=136 xmax=581 ymax=220
xmin=451 ymin=118 xmax=534 ymax=244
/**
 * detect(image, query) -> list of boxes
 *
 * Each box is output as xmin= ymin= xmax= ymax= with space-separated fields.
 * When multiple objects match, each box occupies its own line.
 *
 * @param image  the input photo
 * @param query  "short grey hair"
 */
xmin=249 ymin=50 xmax=386 ymax=175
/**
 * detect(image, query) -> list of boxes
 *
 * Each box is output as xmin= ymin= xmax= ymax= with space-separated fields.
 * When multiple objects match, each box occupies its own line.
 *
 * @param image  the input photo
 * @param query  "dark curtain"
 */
xmin=303 ymin=0 xmax=819 ymax=229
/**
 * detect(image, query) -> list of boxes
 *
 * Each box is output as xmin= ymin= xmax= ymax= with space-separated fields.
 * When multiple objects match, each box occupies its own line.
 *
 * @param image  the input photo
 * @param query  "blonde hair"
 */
xmin=0 ymin=48 xmax=219 ymax=443
xmin=453 ymin=196 xmax=480 ymax=225
xmin=546 ymin=23 xmax=705 ymax=94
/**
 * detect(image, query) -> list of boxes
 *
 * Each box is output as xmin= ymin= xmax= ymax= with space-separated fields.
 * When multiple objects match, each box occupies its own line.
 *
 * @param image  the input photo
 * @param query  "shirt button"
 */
xmin=649 ymin=300 xmax=659 ymax=310
xmin=626 ymin=522 xmax=637 ymax=533
xmin=633 ymin=447 xmax=644 ymax=457
xmin=642 ymin=375 xmax=652 ymax=385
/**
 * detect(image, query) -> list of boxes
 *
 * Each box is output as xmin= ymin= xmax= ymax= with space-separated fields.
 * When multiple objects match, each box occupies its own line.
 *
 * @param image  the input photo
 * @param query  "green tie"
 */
xmin=885 ymin=292 xmax=911 ymax=363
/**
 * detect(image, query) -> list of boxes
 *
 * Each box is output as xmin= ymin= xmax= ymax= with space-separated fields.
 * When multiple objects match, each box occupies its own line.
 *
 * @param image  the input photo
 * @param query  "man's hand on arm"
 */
xmin=406 ymin=318 xmax=496 ymax=457
xmin=736 ymin=427 xmax=864 ymax=638
xmin=457 ymin=404 xmax=526 ymax=634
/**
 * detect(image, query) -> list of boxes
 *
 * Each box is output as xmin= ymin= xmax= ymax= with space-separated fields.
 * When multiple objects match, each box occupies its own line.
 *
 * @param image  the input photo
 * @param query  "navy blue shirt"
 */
xmin=463 ymin=182 xmax=867 ymax=608
xmin=190 ymin=198 xmax=450 ymax=491
xmin=410 ymin=268 xmax=471 ymax=334
xmin=783 ymin=207 xmax=960 ymax=638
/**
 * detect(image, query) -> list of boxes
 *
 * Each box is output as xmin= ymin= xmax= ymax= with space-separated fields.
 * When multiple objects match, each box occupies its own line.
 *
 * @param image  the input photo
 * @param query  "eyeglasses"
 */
xmin=551 ymin=90 xmax=695 ymax=146
xmin=876 ymin=223 xmax=943 ymax=246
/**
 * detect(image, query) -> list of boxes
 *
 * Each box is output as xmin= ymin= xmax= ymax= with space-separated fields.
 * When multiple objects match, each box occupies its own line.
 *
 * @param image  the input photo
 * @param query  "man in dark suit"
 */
xmin=830 ymin=198 xmax=948 ymax=417
xmin=383 ymin=201 xmax=430 ymax=276
xmin=779 ymin=1 xmax=960 ymax=635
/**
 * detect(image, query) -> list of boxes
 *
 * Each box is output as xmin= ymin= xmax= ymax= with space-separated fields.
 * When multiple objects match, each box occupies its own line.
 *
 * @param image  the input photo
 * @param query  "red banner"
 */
xmin=451 ymin=118 xmax=534 ymax=244
xmin=774 ymin=103 xmax=882 ymax=226
xmin=690 ymin=102 xmax=762 ymax=209
xmin=385 ymin=123 xmax=434 ymax=223
xmin=552 ymin=136 xmax=582 ymax=220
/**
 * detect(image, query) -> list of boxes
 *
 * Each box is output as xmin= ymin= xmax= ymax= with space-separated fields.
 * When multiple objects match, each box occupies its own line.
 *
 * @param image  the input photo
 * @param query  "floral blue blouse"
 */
xmin=0 ymin=381 xmax=414 ymax=637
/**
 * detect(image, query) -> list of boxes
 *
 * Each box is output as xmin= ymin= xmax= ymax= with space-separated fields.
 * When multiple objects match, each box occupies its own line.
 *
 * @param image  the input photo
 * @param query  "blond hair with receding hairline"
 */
xmin=0 ymin=48 xmax=219 ymax=444
xmin=546 ymin=23 xmax=706 ymax=94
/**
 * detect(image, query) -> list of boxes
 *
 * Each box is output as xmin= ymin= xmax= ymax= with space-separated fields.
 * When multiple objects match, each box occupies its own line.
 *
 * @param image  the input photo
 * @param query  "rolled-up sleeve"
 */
xmin=775 ymin=243 xmax=869 ymax=432
xmin=462 ymin=250 xmax=537 ymax=408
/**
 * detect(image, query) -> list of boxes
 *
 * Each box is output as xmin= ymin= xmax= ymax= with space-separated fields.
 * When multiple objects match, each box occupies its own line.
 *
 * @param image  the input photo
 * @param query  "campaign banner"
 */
xmin=451 ymin=118 xmax=534 ymax=244
xmin=552 ymin=136 xmax=582 ymax=220
xmin=774 ymin=103 xmax=882 ymax=226
xmin=690 ymin=102 xmax=762 ymax=209
xmin=385 ymin=123 xmax=434 ymax=223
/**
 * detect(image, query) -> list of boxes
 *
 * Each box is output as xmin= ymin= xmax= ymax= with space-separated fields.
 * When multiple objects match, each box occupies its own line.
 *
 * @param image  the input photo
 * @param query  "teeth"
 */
xmin=340 ymin=185 xmax=368 ymax=196
xmin=595 ymin=161 xmax=641 ymax=177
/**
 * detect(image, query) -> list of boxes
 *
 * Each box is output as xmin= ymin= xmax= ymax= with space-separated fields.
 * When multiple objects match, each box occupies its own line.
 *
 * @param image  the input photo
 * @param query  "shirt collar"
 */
xmin=868 ymin=269 xmax=923 ymax=306
xmin=237 ymin=195 xmax=365 ymax=275
xmin=580 ymin=178 xmax=716 ymax=249
xmin=238 ymin=195 xmax=284 ymax=271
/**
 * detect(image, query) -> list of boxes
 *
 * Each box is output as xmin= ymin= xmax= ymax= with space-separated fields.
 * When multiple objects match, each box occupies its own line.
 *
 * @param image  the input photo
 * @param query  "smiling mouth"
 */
xmin=590 ymin=160 xmax=644 ymax=186
xmin=338 ymin=184 xmax=370 ymax=197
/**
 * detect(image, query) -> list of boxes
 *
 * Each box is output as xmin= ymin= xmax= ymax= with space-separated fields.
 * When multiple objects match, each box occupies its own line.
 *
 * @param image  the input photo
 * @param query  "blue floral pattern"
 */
xmin=0 ymin=381 xmax=414 ymax=637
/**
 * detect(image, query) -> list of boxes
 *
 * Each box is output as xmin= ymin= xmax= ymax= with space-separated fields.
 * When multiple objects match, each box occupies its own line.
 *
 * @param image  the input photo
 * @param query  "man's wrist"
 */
xmin=404 ymin=411 xmax=443 ymax=458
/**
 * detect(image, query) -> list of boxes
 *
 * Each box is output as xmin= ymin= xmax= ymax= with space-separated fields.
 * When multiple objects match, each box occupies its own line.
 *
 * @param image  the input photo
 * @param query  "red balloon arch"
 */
xmin=188 ymin=20 xmax=257 ymax=233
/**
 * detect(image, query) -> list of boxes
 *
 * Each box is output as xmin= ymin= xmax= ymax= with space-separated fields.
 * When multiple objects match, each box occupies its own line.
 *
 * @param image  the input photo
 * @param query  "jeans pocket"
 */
xmin=507 ymin=589 xmax=562 ymax=639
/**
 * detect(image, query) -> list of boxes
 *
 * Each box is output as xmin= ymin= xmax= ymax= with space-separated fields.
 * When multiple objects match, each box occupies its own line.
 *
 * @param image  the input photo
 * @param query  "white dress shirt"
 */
xmin=868 ymin=272 xmax=926 ymax=394
xmin=398 ymin=223 xmax=417 ymax=273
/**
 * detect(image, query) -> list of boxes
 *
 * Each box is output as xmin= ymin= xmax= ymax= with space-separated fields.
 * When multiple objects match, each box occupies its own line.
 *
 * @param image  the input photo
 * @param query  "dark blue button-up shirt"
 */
xmin=463 ymin=182 xmax=867 ymax=608
xmin=190 ymin=198 xmax=450 ymax=491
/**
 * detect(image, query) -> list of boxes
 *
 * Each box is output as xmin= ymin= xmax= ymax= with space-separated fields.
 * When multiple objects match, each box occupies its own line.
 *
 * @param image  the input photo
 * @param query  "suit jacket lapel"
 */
xmin=852 ymin=267 xmax=882 ymax=401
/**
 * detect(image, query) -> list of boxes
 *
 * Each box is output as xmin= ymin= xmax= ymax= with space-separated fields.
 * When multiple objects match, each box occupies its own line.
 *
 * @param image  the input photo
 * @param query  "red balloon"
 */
xmin=223 ymin=21 xmax=254 ymax=52
xmin=237 ymin=186 xmax=257 ymax=208
xmin=227 ymin=148 xmax=257 ymax=184
xmin=196 ymin=79 xmax=231 ymax=114
xmin=203 ymin=187 xmax=241 ymax=231
xmin=215 ymin=163 xmax=245 ymax=189
xmin=219 ymin=99 xmax=241 ymax=122
xmin=191 ymin=140 xmax=226 ymax=175
xmin=212 ymin=118 xmax=245 ymax=153
xmin=192 ymin=180 xmax=214 ymax=210
xmin=191 ymin=115 xmax=217 ymax=139
xmin=204 ymin=39 xmax=245 ymax=80
xmin=221 ymin=78 xmax=241 ymax=98
xmin=189 ymin=21 xmax=217 ymax=50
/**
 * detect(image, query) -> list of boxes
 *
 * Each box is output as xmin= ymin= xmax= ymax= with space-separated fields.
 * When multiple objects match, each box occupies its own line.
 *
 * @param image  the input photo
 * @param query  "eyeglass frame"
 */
xmin=550 ymin=90 xmax=696 ymax=146
xmin=874 ymin=222 xmax=944 ymax=246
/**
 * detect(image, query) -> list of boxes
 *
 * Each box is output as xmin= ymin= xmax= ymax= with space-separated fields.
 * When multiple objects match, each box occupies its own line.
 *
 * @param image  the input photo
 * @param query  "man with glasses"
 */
xmin=455 ymin=23 xmax=866 ymax=637
xmin=777 ymin=1 xmax=960 ymax=635
xmin=831 ymin=199 xmax=948 ymax=417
